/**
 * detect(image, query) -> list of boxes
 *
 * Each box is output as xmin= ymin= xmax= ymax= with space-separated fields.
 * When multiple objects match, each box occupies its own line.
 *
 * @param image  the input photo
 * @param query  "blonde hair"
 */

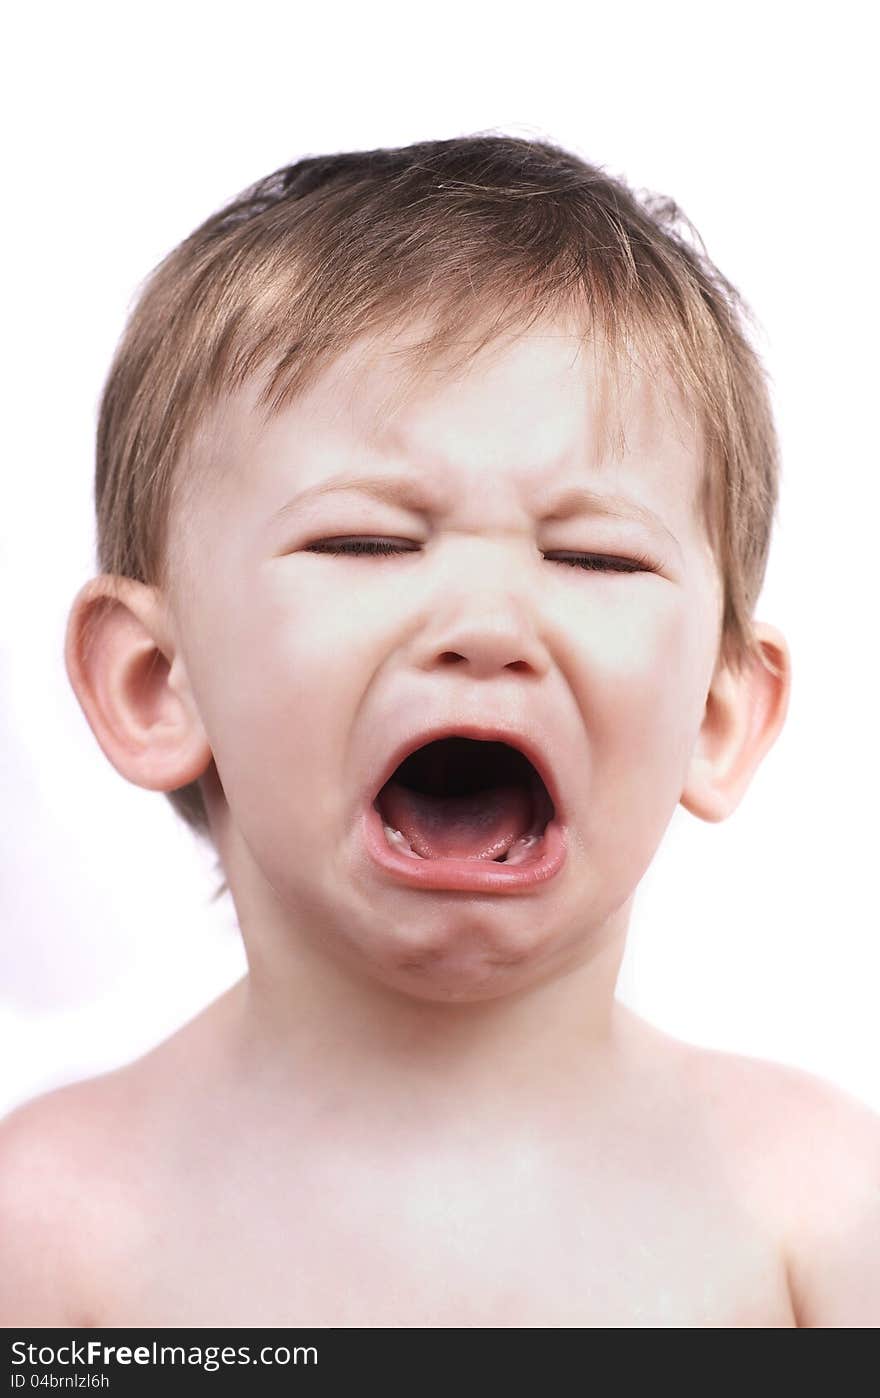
xmin=91 ymin=132 xmax=781 ymax=892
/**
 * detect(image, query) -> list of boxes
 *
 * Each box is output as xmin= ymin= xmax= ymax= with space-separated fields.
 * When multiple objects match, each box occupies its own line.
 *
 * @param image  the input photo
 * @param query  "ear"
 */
xmin=64 ymin=576 xmax=213 ymax=793
xmin=680 ymin=621 xmax=792 ymax=823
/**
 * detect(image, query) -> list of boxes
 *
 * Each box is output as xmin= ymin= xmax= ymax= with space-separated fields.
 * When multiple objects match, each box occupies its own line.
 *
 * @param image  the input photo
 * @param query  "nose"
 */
xmin=412 ymin=593 xmax=551 ymax=680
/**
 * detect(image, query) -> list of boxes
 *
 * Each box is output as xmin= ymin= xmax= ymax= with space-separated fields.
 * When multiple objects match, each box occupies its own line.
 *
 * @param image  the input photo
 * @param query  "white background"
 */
xmin=2 ymin=0 xmax=877 ymax=1117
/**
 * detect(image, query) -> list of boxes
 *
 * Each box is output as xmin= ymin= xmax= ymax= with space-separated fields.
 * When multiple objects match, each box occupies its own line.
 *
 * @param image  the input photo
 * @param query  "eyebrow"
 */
xmin=272 ymin=472 xmax=443 ymax=522
xmin=539 ymin=483 xmax=679 ymax=546
xmin=272 ymin=471 xmax=681 ymax=550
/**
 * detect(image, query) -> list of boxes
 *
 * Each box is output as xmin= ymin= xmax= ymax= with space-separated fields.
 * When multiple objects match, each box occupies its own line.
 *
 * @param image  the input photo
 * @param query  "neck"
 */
xmin=225 ymin=905 xmax=634 ymax=1137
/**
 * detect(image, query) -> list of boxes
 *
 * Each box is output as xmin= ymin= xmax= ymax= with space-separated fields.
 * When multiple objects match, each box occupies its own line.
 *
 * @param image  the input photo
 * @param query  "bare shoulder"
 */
xmin=0 ymin=985 xmax=245 ymax=1325
xmin=0 ymin=1073 xmax=130 ymax=1325
xmin=681 ymin=1041 xmax=880 ymax=1327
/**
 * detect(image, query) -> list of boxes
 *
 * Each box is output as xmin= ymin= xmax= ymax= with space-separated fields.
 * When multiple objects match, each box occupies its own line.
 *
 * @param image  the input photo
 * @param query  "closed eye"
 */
xmin=304 ymin=539 xmax=659 ymax=573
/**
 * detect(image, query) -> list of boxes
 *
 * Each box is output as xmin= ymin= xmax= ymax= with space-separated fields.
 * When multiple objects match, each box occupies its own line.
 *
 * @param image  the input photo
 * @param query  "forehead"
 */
xmin=341 ymin=321 xmax=692 ymax=462
xmin=189 ymin=312 xmax=705 ymax=539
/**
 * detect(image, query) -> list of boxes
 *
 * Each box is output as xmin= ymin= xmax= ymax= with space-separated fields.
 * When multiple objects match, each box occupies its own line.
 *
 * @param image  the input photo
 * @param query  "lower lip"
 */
xmin=362 ymin=801 xmax=568 ymax=893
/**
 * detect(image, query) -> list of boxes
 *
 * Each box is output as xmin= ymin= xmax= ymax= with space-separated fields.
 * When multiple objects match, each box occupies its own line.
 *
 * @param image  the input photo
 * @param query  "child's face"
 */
xmin=170 ymin=316 xmax=723 ymax=1000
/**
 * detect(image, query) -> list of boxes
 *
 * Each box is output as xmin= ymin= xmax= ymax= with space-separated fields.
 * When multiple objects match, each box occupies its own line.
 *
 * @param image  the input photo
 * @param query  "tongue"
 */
xmin=378 ymin=781 xmax=534 ymax=860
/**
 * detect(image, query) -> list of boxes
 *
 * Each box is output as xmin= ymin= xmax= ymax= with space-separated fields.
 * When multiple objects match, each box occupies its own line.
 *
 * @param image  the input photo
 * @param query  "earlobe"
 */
xmin=64 ymin=575 xmax=213 ymax=793
xmin=680 ymin=622 xmax=792 ymax=823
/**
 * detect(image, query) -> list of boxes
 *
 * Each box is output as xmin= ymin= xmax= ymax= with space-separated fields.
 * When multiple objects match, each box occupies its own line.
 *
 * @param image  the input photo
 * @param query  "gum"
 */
xmin=363 ymin=801 xmax=567 ymax=893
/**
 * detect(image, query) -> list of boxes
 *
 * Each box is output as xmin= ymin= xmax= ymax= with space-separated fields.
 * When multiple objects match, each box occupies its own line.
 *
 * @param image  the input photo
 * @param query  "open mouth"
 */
xmin=372 ymin=736 xmax=556 ymax=867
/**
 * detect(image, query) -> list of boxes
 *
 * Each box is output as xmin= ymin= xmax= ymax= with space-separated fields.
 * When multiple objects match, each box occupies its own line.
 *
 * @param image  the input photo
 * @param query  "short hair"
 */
xmin=89 ymin=132 xmax=781 ymax=883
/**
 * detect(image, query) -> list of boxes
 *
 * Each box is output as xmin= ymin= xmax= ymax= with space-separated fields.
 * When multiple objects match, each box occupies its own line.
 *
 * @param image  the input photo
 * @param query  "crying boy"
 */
xmin=3 ymin=135 xmax=878 ymax=1327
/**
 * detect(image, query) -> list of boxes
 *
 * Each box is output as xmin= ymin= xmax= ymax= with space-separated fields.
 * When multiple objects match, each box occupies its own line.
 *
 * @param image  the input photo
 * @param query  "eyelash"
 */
xmin=305 ymin=539 xmax=659 ymax=574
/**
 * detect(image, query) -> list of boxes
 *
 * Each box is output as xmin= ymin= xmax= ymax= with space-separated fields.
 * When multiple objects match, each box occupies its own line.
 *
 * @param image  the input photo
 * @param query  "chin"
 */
xmin=358 ymin=918 xmax=563 ymax=1004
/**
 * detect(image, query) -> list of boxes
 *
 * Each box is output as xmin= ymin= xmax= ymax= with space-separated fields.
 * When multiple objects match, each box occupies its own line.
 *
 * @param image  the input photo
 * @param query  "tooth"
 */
xmin=502 ymin=834 xmax=542 ymax=866
xmin=382 ymin=822 xmax=423 ymax=859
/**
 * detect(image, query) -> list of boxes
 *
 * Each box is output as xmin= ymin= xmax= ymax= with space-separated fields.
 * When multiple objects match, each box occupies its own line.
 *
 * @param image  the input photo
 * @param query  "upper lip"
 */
xmin=367 ymin=722 xmax=565 ymax=825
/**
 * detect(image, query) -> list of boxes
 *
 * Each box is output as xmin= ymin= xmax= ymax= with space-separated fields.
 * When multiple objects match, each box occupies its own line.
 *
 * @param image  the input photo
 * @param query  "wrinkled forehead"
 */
xmin=331 ymin=321 xmax=696 ymax=467
xmin=196 ymin=310 xmax=703 ymax=493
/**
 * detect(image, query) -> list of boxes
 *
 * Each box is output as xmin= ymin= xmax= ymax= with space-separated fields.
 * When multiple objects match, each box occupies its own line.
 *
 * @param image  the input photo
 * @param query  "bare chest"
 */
xmin=88 ymin=1163 xmax=796 ymax=1327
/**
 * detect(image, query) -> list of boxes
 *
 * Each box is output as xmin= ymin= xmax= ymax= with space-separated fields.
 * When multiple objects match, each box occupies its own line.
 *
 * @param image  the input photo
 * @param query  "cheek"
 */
xmin=178 ymin=578 xmax=352 ymax=825
xmin=566 ymin=597 xmax=712 ymax=896
xmin=578 ymin=590 xmax=712 ymax=795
